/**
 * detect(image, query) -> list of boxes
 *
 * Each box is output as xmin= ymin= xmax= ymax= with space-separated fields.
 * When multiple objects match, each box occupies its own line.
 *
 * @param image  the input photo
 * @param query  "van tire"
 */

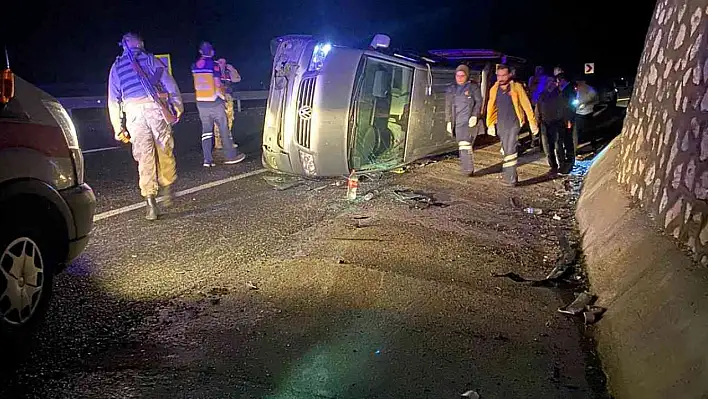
xmin=0 ymin=207 xmax=58 ymax=345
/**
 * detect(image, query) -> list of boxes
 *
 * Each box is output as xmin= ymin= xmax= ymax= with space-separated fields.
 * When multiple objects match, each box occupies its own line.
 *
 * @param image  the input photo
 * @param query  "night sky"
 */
xmin=6 ymin=0 xmax=656 ymax=95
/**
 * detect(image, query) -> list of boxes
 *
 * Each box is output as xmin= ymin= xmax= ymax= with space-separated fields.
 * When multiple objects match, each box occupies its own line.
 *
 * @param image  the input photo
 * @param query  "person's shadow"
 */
xmin=516 ymin=172 xmax=562 ymax=186
xmin=473 ymin=146 xmax=561 ymax=186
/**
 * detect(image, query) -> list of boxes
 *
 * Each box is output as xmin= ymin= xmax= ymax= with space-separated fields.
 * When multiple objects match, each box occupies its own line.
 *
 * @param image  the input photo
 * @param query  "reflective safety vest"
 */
xmin=191 ymin=56 xmax=224 ymax=102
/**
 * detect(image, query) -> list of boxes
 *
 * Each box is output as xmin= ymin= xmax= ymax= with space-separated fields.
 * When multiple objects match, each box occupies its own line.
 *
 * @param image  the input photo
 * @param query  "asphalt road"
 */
xmin=0 ymin=110 xmax=610 ymax=398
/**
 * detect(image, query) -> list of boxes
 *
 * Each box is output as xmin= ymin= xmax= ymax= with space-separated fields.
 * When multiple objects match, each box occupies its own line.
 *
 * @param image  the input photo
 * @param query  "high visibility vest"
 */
xmin=192 ymin=56 xmax=224 ymax=102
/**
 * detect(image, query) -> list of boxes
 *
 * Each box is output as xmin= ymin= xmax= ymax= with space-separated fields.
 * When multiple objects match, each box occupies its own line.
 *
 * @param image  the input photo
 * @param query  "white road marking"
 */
xmin=93 ymin=168 xmax=268 ymax=222
xmin=83 ymin=146 xmax=121 ymax=154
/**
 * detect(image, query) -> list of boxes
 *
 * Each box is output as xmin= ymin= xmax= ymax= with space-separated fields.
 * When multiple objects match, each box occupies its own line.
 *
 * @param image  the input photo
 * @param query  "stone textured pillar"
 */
xmin=617 ymin=0 xmax=708 ymax=264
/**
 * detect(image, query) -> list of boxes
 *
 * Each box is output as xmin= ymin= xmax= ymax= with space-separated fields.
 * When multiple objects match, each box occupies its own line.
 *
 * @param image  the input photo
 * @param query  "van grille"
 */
xmin=296 ymin=77 xmax=316 ymax=148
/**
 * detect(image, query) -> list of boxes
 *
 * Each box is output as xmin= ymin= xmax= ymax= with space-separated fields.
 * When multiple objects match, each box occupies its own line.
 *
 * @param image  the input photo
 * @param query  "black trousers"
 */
xmin=542 ymin=120 xmax=575 ymax=173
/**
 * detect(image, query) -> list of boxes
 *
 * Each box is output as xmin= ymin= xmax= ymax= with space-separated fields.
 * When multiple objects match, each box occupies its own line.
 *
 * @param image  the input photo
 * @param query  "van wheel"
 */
xmin=0 ymin=217 xmax=56 ymax=341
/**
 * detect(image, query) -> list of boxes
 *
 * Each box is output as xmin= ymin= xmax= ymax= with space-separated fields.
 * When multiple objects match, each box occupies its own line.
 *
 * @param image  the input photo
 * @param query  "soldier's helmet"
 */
xmin=199 ymin=42 xmax=215 ymax=57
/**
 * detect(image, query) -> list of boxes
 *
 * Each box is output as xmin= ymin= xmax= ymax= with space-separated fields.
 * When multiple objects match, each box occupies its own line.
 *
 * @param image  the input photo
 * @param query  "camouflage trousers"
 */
xmin=214 ymin=94 xmax=235 ymax=149
xmin=124 ymin=103 xmax=177 ymax=197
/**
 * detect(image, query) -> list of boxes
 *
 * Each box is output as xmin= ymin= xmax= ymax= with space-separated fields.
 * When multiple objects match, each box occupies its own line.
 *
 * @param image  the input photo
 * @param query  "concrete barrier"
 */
xmin=576 ymin=137 xmax=708 ymax=398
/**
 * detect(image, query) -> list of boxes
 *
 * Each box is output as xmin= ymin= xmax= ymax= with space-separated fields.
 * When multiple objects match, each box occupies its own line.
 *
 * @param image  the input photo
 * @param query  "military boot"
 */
xmin=160 ymin=185 xmax=174 ymax=208
xmin=146 ymin=196 xmax=159 ymax=221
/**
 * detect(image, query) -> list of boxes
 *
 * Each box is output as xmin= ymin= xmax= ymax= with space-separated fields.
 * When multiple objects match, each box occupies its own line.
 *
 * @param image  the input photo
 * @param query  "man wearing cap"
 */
xmin=485 ymin=64 xmax=539 ymax=186
xmin=191 ymin=41 xmax=246 ymax=167
xmin=108 ymin=33 xmax=184 ymax=221
xmin=445 ymin=64 xmax=483 ymax=176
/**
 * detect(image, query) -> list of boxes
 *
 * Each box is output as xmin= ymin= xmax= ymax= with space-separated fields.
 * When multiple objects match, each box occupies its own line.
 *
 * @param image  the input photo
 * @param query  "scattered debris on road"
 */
xmin=350 ymin=215 xmax=372 ymax=228
xmin=492 ymin=231 xmax=579 ymax=287
xmin=392 ymin=189 xmax=449 ymax=209
xmin=524 ymin=207 xmax=543 ymax=215
xmin=363 ymin=190 xmax=380 ymax=201
xmin=558 ymin=292 xmax=606 ymax=324
xmin=558 ymin=292 xmax=595 ymax=315
xmin=582 ymin=306 xmax=607 ymax=324
xmin=461 ymin=389 xmax=481 ymax=398
xmin=246 ymin=281 xmax=259 ymax=290
xmin=263 ymin=175 xmax=305 ymax=191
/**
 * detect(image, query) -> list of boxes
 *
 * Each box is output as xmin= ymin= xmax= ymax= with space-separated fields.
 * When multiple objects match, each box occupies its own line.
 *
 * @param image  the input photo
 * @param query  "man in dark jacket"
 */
xmin=536 ymin=77 xmax=575 ymax=175
xmin=445 ymin=64 xmax=483 ymax=176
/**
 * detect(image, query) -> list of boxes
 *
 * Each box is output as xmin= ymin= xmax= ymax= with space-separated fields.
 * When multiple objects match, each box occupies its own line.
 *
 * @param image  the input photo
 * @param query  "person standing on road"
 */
xmin=445 ymin=64 xmax=483 ymax=176
xmin=535 ymin=77 xmax=575 ymax=175
xmin=485 ymin=64 xmax=539 ymax=186
xmin=214 ymin=57 xmax=241 ymax=150
xmin=556 ymin=72 xmax=578 ymax=155
xmin=528 ymin=66 xmax=550 ymax=106
xmin=108 ymin=33 xmax=184 ymax=221
xmin=191 ymin=41 xmax=246 ymax=167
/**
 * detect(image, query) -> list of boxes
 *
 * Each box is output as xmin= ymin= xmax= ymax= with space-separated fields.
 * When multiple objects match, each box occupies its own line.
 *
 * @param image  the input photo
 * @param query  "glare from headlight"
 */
xmin=308 ymin=42 xmax=333 ymax=72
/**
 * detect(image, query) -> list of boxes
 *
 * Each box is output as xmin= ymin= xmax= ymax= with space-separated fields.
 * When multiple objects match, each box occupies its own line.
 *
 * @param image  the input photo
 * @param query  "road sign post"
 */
xmin=584 ymin=63 xmax=595 ymax=74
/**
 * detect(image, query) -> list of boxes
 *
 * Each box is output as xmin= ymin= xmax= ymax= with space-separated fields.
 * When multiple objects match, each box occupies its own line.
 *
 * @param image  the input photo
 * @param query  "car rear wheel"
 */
xmin=0 ymin=213 xmax=57 ymax=341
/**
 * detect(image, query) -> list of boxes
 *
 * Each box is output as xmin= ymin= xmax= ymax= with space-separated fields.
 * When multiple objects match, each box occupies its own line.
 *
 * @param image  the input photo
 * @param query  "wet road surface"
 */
xmin=0 ymin=110 xmax=609 ymax=398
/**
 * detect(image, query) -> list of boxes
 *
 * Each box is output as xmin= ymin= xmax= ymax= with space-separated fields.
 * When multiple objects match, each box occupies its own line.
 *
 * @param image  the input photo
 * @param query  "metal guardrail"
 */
xmin=57 ymin=90 xmax=269 ymax=114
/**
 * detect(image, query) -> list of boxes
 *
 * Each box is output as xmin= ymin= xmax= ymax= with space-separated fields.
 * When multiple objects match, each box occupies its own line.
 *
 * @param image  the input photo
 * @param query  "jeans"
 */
xmin=197 ymin=101 xmax=240 ymax=163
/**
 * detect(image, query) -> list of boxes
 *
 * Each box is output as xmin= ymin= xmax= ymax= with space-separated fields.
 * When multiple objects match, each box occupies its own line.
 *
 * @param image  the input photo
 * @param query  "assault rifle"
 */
xmin=122 ymin=40 xmax=178 ymax=125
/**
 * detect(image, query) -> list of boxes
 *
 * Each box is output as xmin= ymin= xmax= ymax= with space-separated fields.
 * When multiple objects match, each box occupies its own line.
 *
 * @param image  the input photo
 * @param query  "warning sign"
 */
xmin=155 ymin=54 xmax=173 ymax=76
xmin=584 ymin=63 xmax=595 ymax=74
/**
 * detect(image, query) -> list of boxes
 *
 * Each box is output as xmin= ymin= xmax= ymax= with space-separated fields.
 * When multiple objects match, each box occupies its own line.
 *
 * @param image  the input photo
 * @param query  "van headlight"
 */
xmin=299 ymin=150 xmax=316 ymax=176
xmin=308 ymin=43 xmax=332 ymax=72
xmin=43 ymin=100 xmax=85 ymax=184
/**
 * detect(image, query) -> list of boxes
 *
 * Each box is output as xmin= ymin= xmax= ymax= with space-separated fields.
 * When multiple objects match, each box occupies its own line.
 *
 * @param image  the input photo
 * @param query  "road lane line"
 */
xmin=93 ymin=168 xmax=268 ymax=222
xmin=83 ymin=146 xmax=121 ymax=154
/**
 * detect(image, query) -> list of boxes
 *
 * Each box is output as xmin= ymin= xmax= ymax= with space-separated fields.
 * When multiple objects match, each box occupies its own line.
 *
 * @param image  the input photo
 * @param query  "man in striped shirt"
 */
xmin=108 ymin=33 xmax=184 ymax=221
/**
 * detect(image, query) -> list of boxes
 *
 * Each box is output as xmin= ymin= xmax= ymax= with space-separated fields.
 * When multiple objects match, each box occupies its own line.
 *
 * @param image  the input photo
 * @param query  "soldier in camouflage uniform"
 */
xmin=214 ymin=58 xmax=241 ymax=149
xmin=108 ymin=33 xmax=184 ymax=220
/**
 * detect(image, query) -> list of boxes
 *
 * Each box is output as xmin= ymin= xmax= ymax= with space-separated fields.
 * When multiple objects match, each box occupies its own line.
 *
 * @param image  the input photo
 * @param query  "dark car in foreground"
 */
xmin=0 ymin=64 xmax=96 ymax=342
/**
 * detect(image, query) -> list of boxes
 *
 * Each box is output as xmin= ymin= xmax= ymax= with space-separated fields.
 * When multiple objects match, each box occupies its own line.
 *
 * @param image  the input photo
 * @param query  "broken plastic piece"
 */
xmin=545 ymin=263 xmax=571 ymax=280
xmin=583 ymin=306 xmax=607 ymax=324
xmin=461 ymin=390 xmax=480 ymax=398
xmin=246 ymin=281 xmax=259 ymax=290
xmin=553 ymin=214 xmax=562 ymax=220
xmin=363 ymin=190 xmax=379 ymax=201
xmin=558 ymin=292 xmax=595 ymax=315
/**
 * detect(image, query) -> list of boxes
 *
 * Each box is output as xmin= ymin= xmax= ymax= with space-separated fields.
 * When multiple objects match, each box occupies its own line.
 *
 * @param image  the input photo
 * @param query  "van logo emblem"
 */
xmin=298 ymin=105 xmax=312 ymax=120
